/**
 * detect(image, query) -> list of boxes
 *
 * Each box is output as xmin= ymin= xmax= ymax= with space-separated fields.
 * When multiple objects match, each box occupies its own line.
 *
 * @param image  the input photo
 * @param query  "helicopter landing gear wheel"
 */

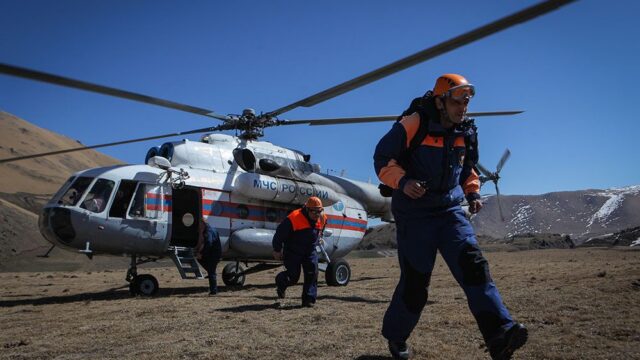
xmin=130 ymin=274 xmax=159 ymax=296
xmin=325 ymin=258 xmax=351 ymax=286
xmin=222 ymin=262 xmax=246 ymax=287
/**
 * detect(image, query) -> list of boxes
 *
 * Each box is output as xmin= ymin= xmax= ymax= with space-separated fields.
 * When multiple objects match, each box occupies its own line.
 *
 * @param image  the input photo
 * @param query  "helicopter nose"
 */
xmin=39 ymin=207 xmax=76 ymax=246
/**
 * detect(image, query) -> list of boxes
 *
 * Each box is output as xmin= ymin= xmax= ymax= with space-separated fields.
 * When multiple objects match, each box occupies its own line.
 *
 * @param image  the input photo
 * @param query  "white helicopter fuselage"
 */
xmin=38 ymin=134 xmax=392 ymax=262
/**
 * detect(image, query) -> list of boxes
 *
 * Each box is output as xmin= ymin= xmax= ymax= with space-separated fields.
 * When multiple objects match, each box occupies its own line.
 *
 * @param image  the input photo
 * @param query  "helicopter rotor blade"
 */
xmin=281 ymin=116 xmax=398 ymax=126
xmin=476 ymin=162 xmax=494 ymax=178
xmin=0 ymin=63 xmax=230 ymax=121
xmin=280 ymin=111 xmax=524 ymax=126
xmin=266 ymin=0 xmax=575 ymax=118
xmin=467 ymin=111 xmax=524 ymax=117
xmin=494 ymin=182 xmax=506 ymax=222
xmin=496 ymin=148 xmax=511 ymax=174
xmin=0 ymin=124 xmax=236 ymax=164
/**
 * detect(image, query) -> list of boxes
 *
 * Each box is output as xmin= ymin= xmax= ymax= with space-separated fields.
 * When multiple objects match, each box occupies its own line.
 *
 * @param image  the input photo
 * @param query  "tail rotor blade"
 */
xmin=476 ymin=162 xmax=493 ymax=178
xmin=494 ymin=183 xmax=505 ymax=222
xmin=496 ymin=148 xmax=511 ymax=174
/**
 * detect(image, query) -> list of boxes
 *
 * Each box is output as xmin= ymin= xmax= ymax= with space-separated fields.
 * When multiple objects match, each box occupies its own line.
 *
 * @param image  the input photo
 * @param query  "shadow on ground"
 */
xmin=0 ymin=284 xmax=262 ymax=307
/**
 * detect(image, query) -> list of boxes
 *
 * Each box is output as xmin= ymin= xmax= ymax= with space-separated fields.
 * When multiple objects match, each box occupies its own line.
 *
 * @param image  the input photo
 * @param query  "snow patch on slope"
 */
xmin=586 ymin=186 xmax=640 ymax=228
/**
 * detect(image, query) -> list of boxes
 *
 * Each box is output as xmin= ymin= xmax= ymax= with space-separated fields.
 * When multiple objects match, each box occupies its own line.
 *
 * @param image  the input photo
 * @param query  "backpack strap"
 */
xmin=397 ymin=96 xmax=436 ymax=170
xmin=378 ymin=96 xmax=436 ymax=197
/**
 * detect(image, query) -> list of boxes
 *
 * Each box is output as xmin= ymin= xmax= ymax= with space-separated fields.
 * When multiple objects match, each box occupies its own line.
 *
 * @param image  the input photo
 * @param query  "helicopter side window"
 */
xmin=109 ymin=180 xmax=138 ymax=218
xmin=128 ymin=184 xmax=163 ymax=219
xmin=59 ymin=176 xmax=94 ymax=206
xmin=80 ymin=179 xmax=115 ymax=213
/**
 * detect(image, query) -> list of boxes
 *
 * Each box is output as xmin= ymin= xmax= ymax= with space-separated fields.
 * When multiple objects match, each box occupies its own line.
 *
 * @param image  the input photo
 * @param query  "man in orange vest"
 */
xmin=272 ymin=196 xmax=327 ymax=307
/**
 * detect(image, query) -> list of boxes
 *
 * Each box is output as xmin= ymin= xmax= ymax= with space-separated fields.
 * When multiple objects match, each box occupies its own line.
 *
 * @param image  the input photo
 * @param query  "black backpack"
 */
xmin=377 ymin=96 xmax=478 ymax=197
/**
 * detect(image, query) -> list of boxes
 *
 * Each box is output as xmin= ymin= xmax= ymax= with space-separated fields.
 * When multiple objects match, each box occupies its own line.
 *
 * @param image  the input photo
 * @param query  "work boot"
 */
xmin=388 ymin=340 xmax=410 ymax=360
xmin=488 ymin=323 xmax=528 ymax=360
xmin=276 ymin=286 xmax=285 ymax=299
xmin=301 ymin=296 xmax=315 ymax=308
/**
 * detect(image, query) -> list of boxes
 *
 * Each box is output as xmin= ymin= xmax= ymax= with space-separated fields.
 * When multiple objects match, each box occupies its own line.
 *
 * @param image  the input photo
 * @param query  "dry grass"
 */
xmin=1 ymin=248 xmax=639 ymax=359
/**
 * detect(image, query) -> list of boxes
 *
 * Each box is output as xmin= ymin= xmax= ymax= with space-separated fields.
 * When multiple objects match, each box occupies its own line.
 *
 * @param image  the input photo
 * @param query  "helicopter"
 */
xmin=0 ymin=0 xmax=573 ymax=296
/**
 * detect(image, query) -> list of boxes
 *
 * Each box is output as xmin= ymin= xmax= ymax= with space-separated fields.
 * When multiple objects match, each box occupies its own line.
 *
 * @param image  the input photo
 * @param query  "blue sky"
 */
xmin=1 ymin=0 xmax=638 ymax=196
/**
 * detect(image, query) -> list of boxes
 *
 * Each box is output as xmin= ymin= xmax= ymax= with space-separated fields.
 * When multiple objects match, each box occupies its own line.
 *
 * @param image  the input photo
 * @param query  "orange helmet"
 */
xmin=432 ymin=74 xmax=475 ymax=100
xmin=305 ymin=196 xmax=323 ymax=208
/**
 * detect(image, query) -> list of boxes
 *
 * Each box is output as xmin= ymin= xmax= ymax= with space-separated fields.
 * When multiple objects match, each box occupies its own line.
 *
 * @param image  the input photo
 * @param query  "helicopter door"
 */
xmin=170 ymin=186 xmax=201 ymax=247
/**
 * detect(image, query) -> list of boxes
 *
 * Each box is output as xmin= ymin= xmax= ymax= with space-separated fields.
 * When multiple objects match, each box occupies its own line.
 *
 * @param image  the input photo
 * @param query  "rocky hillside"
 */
xmin=473 ymin=186 xmax=640 ymax=241
xmin=580 ymin=226 xmax=640 ymax=247
xmin=362 ymin=186 xmax=640 ymax=251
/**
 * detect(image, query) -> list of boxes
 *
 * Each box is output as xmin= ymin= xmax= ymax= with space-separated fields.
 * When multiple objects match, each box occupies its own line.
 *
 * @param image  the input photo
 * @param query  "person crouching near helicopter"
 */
xmin=196 ymin=216 xmax=222 ymax=295
xmin=373 ymin=74 xmax=527 ymax=360
xmin=272 ymin=196 xmax=327 ymax=308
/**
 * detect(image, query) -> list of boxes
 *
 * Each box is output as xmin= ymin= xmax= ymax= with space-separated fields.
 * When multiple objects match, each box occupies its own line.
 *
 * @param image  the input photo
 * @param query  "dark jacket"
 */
xmin=201 ymin=223 xmax=222 ymax=261
xmin=374 ymin=98 xmax=480 ymax=218
xmin=272 ymin=208 xmax=327 ymax=255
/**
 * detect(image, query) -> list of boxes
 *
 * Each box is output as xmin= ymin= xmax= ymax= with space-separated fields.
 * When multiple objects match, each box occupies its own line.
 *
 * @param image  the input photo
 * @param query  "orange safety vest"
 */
xmin=287 ymin=208 xmax=327 ymax=232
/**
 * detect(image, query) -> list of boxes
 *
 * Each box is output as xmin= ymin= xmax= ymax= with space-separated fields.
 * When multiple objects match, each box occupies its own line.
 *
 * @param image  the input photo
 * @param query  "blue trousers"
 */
xmin=382 ymin=207 xmax=514 ymax=344
xmin=276 ymin=251 xmax=318 ymax=302
xmin=198 ymin=255 xmax=220 ymax=293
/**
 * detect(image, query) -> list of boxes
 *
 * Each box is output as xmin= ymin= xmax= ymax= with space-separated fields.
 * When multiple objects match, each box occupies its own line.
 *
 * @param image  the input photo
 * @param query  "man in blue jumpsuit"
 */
xmin=272 ymin=196 xmax=327 ymax=308
xmin=196 ymin=217 xmax=222 ymax=295
xmin=374 ymin=74 xmax=527 ymax=360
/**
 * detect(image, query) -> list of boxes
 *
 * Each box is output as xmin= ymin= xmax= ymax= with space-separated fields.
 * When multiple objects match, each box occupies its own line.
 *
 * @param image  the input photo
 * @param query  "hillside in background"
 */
xmin=0 ymin=111 xmax=122 ymax=270
xmin=473 ymin=187 xmax=640 ymax=241
xmin=362 ymin=186 xmax=640 ymax=251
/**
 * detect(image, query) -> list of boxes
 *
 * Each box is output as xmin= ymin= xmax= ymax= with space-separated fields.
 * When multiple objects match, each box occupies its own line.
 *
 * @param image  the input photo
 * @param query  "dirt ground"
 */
xmin=1 ymin=248 xmax=639 ymax=360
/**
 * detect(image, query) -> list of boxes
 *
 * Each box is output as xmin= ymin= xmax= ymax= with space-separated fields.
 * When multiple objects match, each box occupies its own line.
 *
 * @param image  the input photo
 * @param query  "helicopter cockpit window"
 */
xmin=80 ymin=179 xmax=115 ymax=213
xmin=128 ymin=184 xmax=164 ymax=219
xmin=50 ymin=176 xmax=74 ymax=204
xmin=59 ymin=176 xmax=94 ymax=206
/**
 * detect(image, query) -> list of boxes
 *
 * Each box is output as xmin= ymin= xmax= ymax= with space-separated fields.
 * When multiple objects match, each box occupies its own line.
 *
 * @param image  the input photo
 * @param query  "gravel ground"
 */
xmin=1 ymin=248 xmax=639 ymax=359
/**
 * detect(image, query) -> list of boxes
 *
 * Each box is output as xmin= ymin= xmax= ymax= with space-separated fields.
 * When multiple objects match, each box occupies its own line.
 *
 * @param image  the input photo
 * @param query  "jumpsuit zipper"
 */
xmin=439 ymin=134 xmax=453 ymax=190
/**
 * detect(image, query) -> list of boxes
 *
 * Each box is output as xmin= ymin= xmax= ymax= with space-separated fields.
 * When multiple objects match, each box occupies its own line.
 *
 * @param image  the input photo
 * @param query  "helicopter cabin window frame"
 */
xmin=127 ymin=182 xmax=170 ymax=221
xmin=108 ymin=180 xmax=139 ymax=218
